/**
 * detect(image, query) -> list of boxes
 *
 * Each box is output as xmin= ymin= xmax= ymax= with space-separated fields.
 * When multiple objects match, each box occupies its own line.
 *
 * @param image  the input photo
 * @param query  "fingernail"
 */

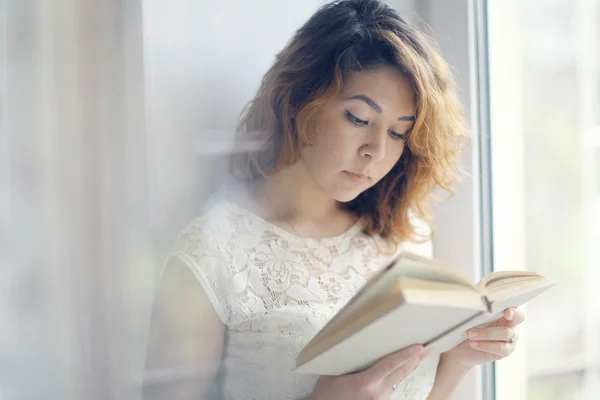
xmin=410 ymin=344 xmax=424 ymax=355
xmin=468 ymin=330 xmax=478 ymax=338
xmin=420 ymin=346 xmax=435 ymax=358
xmin=470 ymin=341 xmax=481 ymax=349
xmin=507 ymin=309 xmax=515 ymax=320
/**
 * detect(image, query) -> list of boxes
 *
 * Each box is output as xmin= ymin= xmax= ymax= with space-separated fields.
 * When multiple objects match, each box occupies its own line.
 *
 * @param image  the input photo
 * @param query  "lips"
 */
xmin=343 ymin=170 xmax=368 ymax=183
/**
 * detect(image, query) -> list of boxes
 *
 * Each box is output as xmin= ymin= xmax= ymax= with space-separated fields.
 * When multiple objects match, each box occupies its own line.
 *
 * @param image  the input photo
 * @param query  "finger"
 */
xmin=494 ymin=308 xmax=526 ymax=328
xmin=360 ymin=344 xmax=424 ymax=382
xmin=469 ymin=340 xmax=515 ymax=359
xmin=505 ymin=308 xmax=526 ymax=324
xmin=379 ymin=347 xmax=435 ymax=395
xmin=468 ymin=326 xmax=515 ymax=342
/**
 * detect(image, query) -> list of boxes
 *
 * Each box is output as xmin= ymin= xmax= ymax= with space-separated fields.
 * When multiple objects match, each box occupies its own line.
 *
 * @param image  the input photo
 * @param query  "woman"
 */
xmin=142 ymin=0 xmax=525 ymax=399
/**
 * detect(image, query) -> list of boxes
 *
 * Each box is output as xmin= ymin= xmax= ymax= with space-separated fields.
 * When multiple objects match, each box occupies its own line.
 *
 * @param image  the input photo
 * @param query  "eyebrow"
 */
xmin=347 ymin=94 xmax=415 ymax=122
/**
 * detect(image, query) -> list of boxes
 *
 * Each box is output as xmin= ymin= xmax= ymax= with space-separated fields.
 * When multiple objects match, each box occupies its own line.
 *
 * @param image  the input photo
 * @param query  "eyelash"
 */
xmin=345 ymin=110 xmax=406 ymax=140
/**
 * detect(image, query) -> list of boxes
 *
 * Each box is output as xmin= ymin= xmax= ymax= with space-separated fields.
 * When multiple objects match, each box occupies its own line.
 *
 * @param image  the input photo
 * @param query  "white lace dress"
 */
xmin=171 ymin=197 xmax=439 ymax=399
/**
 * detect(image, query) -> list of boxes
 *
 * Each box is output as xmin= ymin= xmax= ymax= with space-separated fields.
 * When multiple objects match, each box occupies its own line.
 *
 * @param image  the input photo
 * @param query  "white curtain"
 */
xmin=0 ymin=1 xmax=153 ymax=398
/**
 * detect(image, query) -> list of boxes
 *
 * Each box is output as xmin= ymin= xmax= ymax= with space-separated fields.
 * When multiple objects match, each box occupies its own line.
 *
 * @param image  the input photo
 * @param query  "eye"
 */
xmin=345 ymin=110 xmax=368 ymax=126
xmin=388 ymin=130 xmax=407 ymax=141
xmin=390 ymin=123 xmax=414 ymax=142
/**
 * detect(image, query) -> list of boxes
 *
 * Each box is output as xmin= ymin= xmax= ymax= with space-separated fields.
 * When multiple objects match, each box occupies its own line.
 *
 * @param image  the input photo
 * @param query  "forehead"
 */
xmin=339 ymin=66 xmax=416 ymax=111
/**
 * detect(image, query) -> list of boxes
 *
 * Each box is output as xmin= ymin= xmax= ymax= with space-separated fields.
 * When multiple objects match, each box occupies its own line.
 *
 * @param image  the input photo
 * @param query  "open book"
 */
xmin=294 ymin=252 xmax=554 ymax=376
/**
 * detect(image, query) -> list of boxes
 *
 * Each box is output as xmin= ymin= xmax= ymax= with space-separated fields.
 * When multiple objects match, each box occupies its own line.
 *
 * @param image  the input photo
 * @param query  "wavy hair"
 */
xmin=230 ymin=0 xmax=470 ymax=243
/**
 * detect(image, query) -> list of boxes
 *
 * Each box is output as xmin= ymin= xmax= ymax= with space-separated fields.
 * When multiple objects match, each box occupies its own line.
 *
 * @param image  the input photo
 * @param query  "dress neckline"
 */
xmin=222 ymin=198 xmax=364 ymax=244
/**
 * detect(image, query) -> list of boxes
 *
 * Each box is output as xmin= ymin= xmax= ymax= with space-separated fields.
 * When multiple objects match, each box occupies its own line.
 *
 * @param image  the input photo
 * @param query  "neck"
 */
xmin=248 ymin=162 xmax=354 ymax=237
xmin=260 ymin=162 xmax=338 ymax=222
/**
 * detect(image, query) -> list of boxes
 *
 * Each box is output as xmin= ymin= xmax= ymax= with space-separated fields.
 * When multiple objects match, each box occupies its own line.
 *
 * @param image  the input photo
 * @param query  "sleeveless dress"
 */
xmin=170 ymin=194 xmax=439 ymax=399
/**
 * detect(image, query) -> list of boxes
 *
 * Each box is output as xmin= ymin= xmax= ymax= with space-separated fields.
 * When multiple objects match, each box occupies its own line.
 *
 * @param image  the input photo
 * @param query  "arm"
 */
xmin=141 ymin=257 xmax=225 ymax=400
xmin=427 ymin=352 xmax=471 ymax=400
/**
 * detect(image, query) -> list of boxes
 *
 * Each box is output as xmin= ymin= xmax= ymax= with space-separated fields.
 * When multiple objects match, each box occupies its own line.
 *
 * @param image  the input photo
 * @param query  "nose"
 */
xmin=358 ymin=129 xmax=387 ymax=161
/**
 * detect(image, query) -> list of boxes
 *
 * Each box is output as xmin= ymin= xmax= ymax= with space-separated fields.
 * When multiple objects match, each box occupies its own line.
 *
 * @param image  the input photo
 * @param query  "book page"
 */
xmin=477 ymin=270 xmax=544 ymax=292
xmin=482 ymin=275 xmax=554 ymax=304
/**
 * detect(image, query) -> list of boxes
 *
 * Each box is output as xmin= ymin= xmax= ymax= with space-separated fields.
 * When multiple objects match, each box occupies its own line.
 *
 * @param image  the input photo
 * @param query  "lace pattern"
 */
xmin=172 ymin=197 xmax=439 ymax=399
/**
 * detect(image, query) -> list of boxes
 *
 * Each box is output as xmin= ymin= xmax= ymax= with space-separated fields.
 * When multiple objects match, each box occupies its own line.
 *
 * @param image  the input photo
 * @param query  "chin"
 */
xmin=330 ymin=189 xmax=363 ymax=203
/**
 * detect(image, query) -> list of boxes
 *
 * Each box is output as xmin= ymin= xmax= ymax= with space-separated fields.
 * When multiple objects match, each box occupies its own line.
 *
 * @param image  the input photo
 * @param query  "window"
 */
xmin=3 ymin=1 xmax=597 ymax=399
xmin=487 ymin=0 xmax=600 ymax=399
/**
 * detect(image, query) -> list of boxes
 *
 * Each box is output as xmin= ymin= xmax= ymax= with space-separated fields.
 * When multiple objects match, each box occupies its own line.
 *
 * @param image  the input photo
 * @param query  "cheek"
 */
xmin=301 ymin=137 xmax=345 ymax=173
xmin=317 ymin=116 xmax=352 ymax=143
xmin=304 ymin=120 xmax=355 ymax=165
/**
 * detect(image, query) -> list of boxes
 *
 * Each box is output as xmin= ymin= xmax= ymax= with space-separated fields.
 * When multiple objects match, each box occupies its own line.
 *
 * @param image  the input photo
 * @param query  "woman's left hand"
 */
xmin=443 ymin=307 xmax=525 ymax=368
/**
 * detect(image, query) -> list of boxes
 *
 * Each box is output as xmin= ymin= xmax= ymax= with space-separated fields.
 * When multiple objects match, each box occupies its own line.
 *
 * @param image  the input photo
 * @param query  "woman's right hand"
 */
xmin=306 ymin=344 xmax=435 ymax=400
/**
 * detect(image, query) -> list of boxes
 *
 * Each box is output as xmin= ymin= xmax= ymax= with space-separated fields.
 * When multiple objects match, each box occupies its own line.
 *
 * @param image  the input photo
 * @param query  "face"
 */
xmin=299 ymin=65 xmax=416 ymax=203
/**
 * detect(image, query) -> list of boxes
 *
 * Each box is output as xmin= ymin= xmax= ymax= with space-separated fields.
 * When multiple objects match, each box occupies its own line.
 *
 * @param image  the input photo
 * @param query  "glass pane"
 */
xmin=488 ymin=0 xmax=600 ymax=399
xmin=528 ymin=373 xmax=584 ymax=400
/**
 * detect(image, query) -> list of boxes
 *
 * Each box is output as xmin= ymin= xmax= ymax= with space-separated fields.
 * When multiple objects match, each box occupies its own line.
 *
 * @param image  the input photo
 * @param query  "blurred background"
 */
xmin=0 ymin=0 xmax=598 ymax=399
